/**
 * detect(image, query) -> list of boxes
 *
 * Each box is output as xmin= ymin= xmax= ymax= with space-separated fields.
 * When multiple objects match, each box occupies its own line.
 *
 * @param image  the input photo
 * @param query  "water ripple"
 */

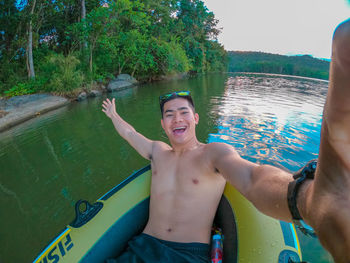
xmin=209 ymin=74 xmax=328 ymax=172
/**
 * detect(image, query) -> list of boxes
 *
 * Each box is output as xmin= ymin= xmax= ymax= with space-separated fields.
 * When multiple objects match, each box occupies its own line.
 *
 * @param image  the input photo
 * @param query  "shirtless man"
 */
xmin=102 ymin=19 xmax=350 ymax=263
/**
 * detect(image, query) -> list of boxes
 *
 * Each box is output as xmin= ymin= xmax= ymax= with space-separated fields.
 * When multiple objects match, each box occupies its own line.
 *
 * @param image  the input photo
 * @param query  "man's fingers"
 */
xmin=102 ymin=98 xmax=115 ymax=115
xmin=102 ymin=100 xmax=113 ymax=108
xmin=102 ymin=102 xmax=109 ymax=108
xmin=102 ymin=98 xmax=115 ymax=106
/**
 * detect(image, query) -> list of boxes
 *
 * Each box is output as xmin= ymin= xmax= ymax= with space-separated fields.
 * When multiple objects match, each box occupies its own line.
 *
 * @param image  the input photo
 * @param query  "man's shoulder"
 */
xmin=206 ymin=142 xmax=235 ymax=151
xmin=148 ymin=141 xmax=171 ymax=161
xmin=153 ymin=141 xmax=172 ymax=151
xmin=206 ymin=142 xmax=239 ymax=158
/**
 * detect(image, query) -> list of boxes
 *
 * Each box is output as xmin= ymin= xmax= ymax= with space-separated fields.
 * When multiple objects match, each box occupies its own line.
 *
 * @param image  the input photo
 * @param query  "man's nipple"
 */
xmin=192 ymin=178 xmax=199 ymax=184
xmin=167 ymin=228 xmax=172 ymax=232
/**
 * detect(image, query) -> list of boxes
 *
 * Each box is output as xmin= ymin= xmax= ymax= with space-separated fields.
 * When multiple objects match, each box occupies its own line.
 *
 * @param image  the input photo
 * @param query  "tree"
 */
xmin=27 ymin=0 xmax=36 ymax=79
xmin=1 ymin=0 xmax=228 ymax=96
xmin=175 ymin=0 xmax=224 ymax=72
xmin=81 ymin=0 xmax=87 ymax=49
xmin=227 ymin=51 xmax=329 ymax=80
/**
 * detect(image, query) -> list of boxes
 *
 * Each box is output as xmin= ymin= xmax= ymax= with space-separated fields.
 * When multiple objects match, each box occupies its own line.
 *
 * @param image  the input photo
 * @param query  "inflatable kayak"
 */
xmin=33 ymin=165 xmax=302 ymax=263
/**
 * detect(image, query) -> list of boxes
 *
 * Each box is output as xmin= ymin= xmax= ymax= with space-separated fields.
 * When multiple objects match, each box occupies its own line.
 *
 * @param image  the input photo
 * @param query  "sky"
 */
xmin=202 ymin=0 xmax=350 ymax=59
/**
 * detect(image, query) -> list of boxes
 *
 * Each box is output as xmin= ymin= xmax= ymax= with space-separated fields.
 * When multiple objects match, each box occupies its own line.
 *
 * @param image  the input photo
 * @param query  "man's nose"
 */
xmin=174 ymin=112 xmax=182 ymax=122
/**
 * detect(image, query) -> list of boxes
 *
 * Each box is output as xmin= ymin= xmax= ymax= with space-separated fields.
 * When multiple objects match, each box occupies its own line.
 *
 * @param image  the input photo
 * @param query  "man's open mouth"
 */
xmin=173 ymin=126 xmax=187 ymax=135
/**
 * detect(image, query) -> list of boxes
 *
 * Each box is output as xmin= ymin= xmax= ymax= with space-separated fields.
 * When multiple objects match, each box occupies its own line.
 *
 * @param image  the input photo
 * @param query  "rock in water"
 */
xmin=107 ymin=80 xmax=134 ymax=92
xmin=116 ymin=74 xmax=138 ymax=84
xmin=89 ymin=90 xmax=102 ymax=97
xmin=77 ymin=92 xmax=87 ymax=101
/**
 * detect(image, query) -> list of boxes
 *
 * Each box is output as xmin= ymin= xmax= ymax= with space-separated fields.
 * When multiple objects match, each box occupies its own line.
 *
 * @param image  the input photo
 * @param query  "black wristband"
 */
xmin=287 ymin=160 xmax=317 ymax=220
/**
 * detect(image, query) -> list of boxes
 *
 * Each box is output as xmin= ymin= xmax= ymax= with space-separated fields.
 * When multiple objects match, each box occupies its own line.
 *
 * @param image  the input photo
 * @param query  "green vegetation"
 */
xmin=0 ymin=0 xmax=227 ymax=97
xmin=228 ymin=51 xmax=330 ymax=80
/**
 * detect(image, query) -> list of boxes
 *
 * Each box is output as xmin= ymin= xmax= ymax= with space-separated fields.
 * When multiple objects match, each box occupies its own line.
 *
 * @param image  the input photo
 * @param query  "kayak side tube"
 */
xmin=33 ymin=165 xmax=152 ymax=263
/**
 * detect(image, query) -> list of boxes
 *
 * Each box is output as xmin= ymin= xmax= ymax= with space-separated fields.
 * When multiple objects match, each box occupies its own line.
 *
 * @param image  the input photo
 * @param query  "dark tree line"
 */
xmin=228 ymin=51 xmax=330 ymax=80
xmin=0 ymin=0 xmax=227 ymax=96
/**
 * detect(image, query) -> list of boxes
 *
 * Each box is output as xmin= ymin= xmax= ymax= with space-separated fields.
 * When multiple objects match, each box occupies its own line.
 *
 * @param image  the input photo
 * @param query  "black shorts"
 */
xmin=106 ymin=233 xmax=210 ymax=263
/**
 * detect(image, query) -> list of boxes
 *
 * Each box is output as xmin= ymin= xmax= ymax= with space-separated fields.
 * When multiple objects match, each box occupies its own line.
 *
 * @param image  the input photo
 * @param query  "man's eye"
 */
xmin=181 ymin=112 xmax=188 ymax=114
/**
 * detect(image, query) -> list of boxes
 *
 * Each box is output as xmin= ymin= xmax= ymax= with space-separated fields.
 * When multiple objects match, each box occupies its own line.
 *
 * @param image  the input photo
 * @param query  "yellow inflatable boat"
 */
xmin=33 ymin=165 xmax=302 ymax=263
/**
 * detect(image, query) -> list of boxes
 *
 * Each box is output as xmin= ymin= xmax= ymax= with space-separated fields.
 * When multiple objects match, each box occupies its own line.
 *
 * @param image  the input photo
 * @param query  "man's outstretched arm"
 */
xmin=214 ymin=19 xmax=350 ymax=263
xmin=102 ymin=98 xmax=153 ymax=160
xmin=210 ymin=142 xmax=294 ymax=222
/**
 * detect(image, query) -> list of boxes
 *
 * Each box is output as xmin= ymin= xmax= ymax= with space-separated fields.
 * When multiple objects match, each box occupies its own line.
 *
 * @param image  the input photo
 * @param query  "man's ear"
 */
xmin=194 ymin=113 xmax=199 ymax=125
xmin=161 ymin=118 xmax=165 ymax=130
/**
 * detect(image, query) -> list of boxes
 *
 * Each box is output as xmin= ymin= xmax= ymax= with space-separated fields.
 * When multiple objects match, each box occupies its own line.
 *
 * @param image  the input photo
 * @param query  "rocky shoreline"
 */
xmin=0 ymin=74 xmax=139 ymax=132
xmin=0 ymin=73 xmax=189 ymax=133
xmin=0 ymin=94 xmax=70 ymax=132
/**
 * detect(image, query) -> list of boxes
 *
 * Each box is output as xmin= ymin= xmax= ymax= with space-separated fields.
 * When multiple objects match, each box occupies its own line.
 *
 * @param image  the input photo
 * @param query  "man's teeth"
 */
xmin=174 ymin=127 xmax=186 ymax=130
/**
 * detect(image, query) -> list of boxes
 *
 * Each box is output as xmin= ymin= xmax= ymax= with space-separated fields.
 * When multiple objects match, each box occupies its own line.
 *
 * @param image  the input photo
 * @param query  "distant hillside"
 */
xmin=228 ymin=51 xmax=330 ymax=80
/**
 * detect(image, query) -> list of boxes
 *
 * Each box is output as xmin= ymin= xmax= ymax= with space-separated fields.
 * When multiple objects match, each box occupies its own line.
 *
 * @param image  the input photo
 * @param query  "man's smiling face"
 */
xmin=161 ymin=98 xmax=199 ymax=145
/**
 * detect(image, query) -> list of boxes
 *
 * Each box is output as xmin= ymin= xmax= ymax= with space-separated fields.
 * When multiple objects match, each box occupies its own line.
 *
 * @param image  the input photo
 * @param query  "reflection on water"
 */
xmin=0 ymin=73 xmax=333 ymax=262
xmin=209 ymin=75 xmax=326 ymax=170
xmin=209 ymin=74 xmax=333 ymax=262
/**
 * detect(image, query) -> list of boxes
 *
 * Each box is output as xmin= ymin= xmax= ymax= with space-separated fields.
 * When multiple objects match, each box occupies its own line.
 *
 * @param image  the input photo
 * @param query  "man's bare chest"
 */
xmin=150 ymin=151 xmax=215 ymax=193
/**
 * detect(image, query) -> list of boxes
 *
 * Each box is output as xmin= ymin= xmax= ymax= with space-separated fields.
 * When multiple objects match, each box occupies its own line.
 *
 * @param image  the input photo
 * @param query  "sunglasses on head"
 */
xmin=159 ymin=91 xmax=191 ymax=104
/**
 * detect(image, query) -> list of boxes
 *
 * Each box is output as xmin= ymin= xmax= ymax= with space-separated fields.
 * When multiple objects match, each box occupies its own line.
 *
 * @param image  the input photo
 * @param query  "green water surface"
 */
xmin=0 ymin=74 xmax=332 ymax=262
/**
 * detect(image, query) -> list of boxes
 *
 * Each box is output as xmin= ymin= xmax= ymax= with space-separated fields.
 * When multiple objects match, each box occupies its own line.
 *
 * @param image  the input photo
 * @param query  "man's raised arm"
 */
xmin=303 ymin=19 xmax=350 ymax=263
xmin=102 ymin=98 xmax=153 ymax=160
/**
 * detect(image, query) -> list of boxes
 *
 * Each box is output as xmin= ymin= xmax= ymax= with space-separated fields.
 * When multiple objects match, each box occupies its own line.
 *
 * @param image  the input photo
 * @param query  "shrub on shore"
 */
xmin=44 ymin=54 xmax=84 ymax=94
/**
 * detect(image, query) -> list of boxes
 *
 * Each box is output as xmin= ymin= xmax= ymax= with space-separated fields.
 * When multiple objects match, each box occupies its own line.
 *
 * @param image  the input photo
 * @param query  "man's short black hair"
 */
xmin=159 ymin=92 xmax=195 ymax=117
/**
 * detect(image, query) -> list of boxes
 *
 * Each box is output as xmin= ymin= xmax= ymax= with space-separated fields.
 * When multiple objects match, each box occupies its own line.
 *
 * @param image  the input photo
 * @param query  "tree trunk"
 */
xmin=81 ymin=0 xmax=86 ymax=20
xmin=118 ymin=61 xmax=126 ymax=75
xmin=27 ymin=0 xmax=36 ymax=79
xmin=81 ymin=0 xmax=87 ymax=49
xmin=26 ymin=45 xmax=30 ymax=77
xmin=131 ymin=61 xmax=140 ymax=77
xmin=89 ymin=47 xmax=93 ymax=73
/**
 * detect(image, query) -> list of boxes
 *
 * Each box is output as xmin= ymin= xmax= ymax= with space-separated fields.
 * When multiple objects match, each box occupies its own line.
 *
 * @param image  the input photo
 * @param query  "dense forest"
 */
xmin=0 ymin=0 xmax=227 ymax=97
xmin=228 ymin=51 xmax=330 ymax=80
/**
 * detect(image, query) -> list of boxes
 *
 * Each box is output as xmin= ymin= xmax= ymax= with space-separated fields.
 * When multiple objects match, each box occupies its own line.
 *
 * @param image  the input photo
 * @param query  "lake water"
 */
xmin=0 ymin=73 xmax=333 ymax=262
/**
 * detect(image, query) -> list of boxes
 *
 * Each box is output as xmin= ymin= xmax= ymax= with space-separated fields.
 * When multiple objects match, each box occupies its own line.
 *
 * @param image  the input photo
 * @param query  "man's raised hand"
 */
xmin=102 ymin=98 xmax=117 ymax=119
